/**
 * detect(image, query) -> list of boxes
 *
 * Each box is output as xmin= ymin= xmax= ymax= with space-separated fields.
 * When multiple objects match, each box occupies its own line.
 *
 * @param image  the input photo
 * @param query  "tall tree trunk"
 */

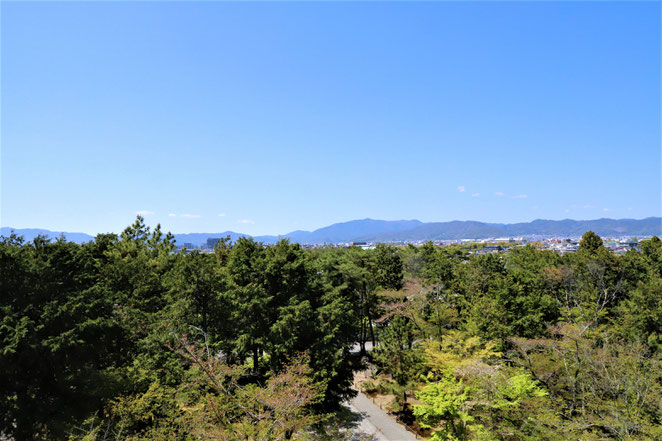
xmin=253 ymin=346 xmax=259 ymax=373
xmin=201 ymin=298 xmax=208 ymax=336
xmin=369 ymin=315 xmax=376 ymax=348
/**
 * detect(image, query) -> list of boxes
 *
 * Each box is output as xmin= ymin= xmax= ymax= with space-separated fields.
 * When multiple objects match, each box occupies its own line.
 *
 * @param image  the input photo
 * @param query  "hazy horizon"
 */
xmin=2 ymin=215 xmax=661 ymax=238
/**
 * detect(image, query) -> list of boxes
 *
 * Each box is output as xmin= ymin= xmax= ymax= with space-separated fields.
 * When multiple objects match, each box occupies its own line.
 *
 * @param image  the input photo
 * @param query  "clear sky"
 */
xmin=1 ymin=1 xmax=660 ymax=236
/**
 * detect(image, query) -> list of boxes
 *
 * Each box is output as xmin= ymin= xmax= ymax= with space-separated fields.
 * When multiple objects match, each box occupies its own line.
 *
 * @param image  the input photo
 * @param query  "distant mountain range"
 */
xmin=2 ymin=217 xmax=660 ymax=246
xmin=0 ymin=228 xmax=97 ymax=244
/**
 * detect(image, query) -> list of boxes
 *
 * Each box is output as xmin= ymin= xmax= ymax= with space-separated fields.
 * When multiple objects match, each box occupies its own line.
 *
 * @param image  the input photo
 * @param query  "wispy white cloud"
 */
xmin=471 ymin=193 xmax=480 ymax=197
xmin=564 ymin=209 xmax=570 ymax=213
xmin=494 ymin=192 xmax=505 ymax=197
xmin=457 ymin=186 xmax=466 ymax=193
xmin=167 ymin=213 xmax=200 ymax=218
xmin=238 ymin=219 xmax=255 ymax=225
xmin=627 ymin=207 xmax=633 ymax=211
xmin=136 ymin=210 xmax=154 ymax=216
xmin=602 ymin=208 xmax=611 ymax=212
xmin=511 ymin=194 xmax=528 ymax=199
xmin=218 ymin=213 xmax=226 ymax=217
xmin=583 ymin=205 xmax=596 ymax=209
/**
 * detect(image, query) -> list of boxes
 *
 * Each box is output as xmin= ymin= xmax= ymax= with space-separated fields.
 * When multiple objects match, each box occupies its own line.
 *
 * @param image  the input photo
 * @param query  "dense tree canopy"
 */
xmin=366 ymin=234 xmax=662 ymax=440
xmin=1 ymin=221 xmax=660 ymax=440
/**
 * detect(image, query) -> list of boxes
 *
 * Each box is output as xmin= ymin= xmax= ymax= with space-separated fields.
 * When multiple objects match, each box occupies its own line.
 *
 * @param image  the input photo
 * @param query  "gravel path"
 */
xmin=348 ymin=392 xmax=418 ymax=441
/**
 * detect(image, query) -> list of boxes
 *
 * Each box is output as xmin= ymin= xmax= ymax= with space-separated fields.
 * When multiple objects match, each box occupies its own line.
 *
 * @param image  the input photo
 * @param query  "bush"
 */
xmin=361 ymin=380 xmax=378 ymax=394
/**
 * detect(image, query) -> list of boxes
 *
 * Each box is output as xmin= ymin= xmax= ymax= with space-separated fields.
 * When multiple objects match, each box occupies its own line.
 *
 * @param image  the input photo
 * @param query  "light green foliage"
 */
xmin=416 ymin=334 xmax=556 ymax=440
xmin=361 ymin=380 xmax=378 ymax=394
xmin=509 ymin=325 xmax=662 ymax=440
xmin=413 ymin=375 xmax=474 ymax=441
xmin=492 ymin=373 xmax=547 ymax=409
xmin=423 ymin=330 xmax=501 ymax=377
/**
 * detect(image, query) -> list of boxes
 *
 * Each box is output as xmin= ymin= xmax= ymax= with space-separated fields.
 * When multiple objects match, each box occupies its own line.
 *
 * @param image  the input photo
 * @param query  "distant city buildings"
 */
xmin=170 ymin=235 xmax=650 ymax=255
xmin=206 ymin=238 xmax=223 ymax=249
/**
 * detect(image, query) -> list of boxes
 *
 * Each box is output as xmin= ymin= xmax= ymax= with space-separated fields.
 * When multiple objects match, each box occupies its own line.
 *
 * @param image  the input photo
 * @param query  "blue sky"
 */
xmin=1 ymin=1 xmax=660 ymax=236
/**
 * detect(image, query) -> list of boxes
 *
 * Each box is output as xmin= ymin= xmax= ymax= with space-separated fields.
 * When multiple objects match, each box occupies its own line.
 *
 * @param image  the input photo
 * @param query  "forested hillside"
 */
xmin=1 ymin=217 xmax=660 ymax=440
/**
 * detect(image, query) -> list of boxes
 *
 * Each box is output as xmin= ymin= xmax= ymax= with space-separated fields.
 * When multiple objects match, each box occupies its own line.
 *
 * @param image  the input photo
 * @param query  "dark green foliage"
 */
xmin=614 ymin=277 xmax=662 ymax=352
xmin=373 ymin=244 xmax=404 ymax=290
xmin=504 ymin=245 xmax=560 ymax=337
xmin=228 ymin=237 xmax=270 ymax=372
xmin=314 ymin=248 xmax=376 ymax=355
xmin=420 ymin=242 xmax=465 ymax=287
xmin=640 ymin=235 xmax=662 ymax=277
xmin=0 ymin=235 xmax=127 ymax=440
xmin=0 ymin=221 xmax=360 ymax=439
xmin=579 ymin=230 xmax=604 ymax=254
xmin=373 ymin=315 xmax=424 ymax=408
xmin=165 ymin=251 xmax=230 ymax=343
xmin=2 ymin=225 xmax=662 ymax=440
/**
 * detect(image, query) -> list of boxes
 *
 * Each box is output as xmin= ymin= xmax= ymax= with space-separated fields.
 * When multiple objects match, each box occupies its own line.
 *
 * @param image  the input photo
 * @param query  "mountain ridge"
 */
xmin=2 ymin=217 xmax=660 ymax=246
